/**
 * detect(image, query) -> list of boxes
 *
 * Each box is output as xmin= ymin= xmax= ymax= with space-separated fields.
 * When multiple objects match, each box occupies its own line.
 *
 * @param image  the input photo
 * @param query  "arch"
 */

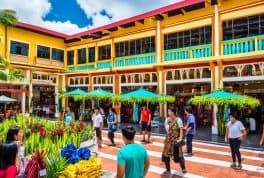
xmin=85 ymin=77 xmax=89 ymax=84
xmin=166 ymin=71 xmax=172 ymax=80
xmin=135 ymin=74 xmax=140 ymax=83
xmin=75 ymin=78 xmax=79 ymax=85
xmin=80 ymin=78 xmax=84 ymax=85
xmin=70 ymin=78 xmax=74 ymax=85
xmin=102 ymin=76 xmax=106 ymax=84
xmin=202 ymin=68 xmax=211 ymax=78
xmin=121 ymin=75 xmax=126 ymax=83
xmin=152 ymin=73 xmax=157 ymax=82
xmin=241 ymin=64 xmax=261 ymax=76
xmin=223 ymin=66 xmax=238 ymax=78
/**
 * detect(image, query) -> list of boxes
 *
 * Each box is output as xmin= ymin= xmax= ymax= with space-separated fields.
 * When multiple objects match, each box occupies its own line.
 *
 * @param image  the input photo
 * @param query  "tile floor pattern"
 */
xmin=99 ymin=130 xmax=264 ymax=178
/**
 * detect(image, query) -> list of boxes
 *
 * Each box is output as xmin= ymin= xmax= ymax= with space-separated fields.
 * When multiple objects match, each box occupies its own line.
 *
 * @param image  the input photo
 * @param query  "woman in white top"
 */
xmin=225 ymin=112 xmax=246 ymax=169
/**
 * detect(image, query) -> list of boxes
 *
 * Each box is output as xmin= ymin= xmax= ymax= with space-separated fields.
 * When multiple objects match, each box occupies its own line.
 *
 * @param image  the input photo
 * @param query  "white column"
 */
xmin=212 ymin=66 xmax=219 ymax=135
xmin=211 ymin=4 xmax=220 ymax=135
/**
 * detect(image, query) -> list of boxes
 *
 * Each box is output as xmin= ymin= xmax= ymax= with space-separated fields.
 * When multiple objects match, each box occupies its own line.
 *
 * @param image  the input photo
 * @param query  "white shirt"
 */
xmin=92 ymin=113 xmax=103 ymax=128
xmin=227 ymin=120 xmax=245 ymax=139
xmin=249 ymin=117 xmax=256 ymax=131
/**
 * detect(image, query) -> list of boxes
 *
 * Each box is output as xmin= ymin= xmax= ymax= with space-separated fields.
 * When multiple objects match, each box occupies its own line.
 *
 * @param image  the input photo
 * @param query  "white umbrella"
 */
xmin=0 ymin=95 xmax=16 ymax=112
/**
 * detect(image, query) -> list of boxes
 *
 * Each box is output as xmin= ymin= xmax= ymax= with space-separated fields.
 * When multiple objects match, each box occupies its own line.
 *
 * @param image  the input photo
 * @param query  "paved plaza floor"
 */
xmin=99 ymin=130 xmax=264 ymax=178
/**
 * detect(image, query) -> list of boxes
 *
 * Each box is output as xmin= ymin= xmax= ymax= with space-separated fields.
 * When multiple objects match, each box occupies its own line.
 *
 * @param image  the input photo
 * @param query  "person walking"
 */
xmin=116 ymin=125 xmax=150 ymax=178
xmin=260 ymin=123 xmax=264 ymax=150
xmin=107 ymin=108 xmax=117 ymax=146
xmin=139 ymin=105 xmax=152 ymax=143
xmin=92 ymin=107 xmax=104 ymax=149
xmin=62 ymin=107 xmax=75 ymax=126
xmin=225 ymin=112 xmax=246 ymax=169
xmin=162 ymin=106 xmax=186 ymax=175
xmin=184 ymin=105 xmax=196 ymax=157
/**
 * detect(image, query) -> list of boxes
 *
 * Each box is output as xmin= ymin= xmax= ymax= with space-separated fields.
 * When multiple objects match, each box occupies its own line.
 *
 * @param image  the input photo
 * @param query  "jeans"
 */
xmin=186 ymin=134 xmax=194 ymax=154
xmin=108 ymin=130 xmax=115 ymax=144
xmin=229 ymin=138 xmax=242 ymax=164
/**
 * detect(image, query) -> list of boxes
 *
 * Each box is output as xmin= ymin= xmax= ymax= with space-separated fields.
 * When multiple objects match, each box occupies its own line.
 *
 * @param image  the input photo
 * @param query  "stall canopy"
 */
xmin=120 ymin=88 xmax=175 ymax=103
xmin=0 ymin=95 xmax=16 ymax=112
xmin=189 ymin=90 xmax=260 ymax=108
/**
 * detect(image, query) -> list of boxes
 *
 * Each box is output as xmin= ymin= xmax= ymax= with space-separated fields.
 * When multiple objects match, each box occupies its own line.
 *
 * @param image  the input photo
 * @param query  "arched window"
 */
xmin=75 ymin=78 xmax=79 ymax=85
xmin=70 ymin=78 xmax=74 ymax=85
xmin=85 ymin=77 xmax=89 ymax=84
xmin=121 ymin=75 xmax=126 ymax=83
xmin=152 ymin=73 xmax=157 ymax=82
xmin=202 ymin=68 xmax=211 ymax=78
xmin=223 ymin=66 xmax=238 ymax=78
xmin=80 ymin=78 xmax=84 ymax=85
xmin=241 ymin=64 xmax=261 ymax=76
xmin=166 ymin=71 xmax=172 ymax=80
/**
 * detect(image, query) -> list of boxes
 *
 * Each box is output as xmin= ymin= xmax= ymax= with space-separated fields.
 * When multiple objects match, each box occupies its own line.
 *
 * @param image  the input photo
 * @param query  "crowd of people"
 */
xmin=1 ymin=104 xmax=264 ymax=178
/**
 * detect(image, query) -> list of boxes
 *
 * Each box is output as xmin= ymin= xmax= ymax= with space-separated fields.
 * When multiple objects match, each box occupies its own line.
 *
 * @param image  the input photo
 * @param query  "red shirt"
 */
xmin=0 ymin=166 xmax=17 ymax=178
xmin=141 ymin=108 xmax=151 ymax=122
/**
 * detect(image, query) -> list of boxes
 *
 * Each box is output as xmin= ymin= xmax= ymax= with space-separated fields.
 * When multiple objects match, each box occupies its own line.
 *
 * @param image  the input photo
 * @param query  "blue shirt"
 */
xmin=186 ymin=114 xmax=196 ymax=135
xmin=117 ymin=143 xmax=149 ymax=178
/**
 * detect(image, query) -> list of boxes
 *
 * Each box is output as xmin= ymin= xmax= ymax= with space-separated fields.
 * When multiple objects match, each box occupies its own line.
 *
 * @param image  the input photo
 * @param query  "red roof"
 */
xmin=15 ymin=0 xmax=204 ymax=40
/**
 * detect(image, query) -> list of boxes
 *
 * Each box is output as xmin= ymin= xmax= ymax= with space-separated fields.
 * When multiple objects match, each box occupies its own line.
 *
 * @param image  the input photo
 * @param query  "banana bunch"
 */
xmin=59 ymin=164 xmax=77 ymax=178
xmin=60 ymin=157 xmax=102 ymax=178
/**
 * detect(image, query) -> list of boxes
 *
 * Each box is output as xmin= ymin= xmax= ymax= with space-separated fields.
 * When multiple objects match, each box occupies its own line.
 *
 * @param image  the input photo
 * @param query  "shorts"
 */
xmin=95 ymin=128 xmax=102 ymax=138
xmin=142 ymin=122 xmax=151 ymax=132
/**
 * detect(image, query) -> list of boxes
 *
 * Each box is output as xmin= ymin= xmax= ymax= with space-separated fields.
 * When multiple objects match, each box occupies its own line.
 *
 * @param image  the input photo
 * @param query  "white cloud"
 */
xmin=76 ymin=0 xmax=183 ymax=29
xmin=0 ymin=0 xmax=183 ymax=35
xmin=0 ymin=0 xmax=87 ymax=35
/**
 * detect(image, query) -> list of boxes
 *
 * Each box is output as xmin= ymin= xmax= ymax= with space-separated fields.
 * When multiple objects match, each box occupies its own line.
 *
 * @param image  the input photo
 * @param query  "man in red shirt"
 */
xmin=140 ymin=105 xmax=152 ymax=143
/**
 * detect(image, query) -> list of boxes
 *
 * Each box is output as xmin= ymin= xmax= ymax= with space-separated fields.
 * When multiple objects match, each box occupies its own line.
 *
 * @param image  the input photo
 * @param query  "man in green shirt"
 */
xmin=116 ymin=125 xmax=150 ymax=178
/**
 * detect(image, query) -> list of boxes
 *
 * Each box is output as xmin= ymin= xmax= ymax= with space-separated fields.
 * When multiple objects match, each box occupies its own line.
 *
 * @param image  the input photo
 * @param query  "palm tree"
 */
xmin=0 ymin=9 xmax=24 ymax=81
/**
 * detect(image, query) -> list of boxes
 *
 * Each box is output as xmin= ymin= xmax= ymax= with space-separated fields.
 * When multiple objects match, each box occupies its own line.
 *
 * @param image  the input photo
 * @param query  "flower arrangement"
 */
xmin=61 ymin=144 xmax=91 ymax=164
xmin=25 ymin=149 xmax=47 ymax=178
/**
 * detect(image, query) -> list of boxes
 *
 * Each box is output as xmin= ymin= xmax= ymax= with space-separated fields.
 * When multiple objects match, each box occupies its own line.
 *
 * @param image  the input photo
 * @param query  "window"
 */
xmin=37 ymin=45 xmax=50 ymax=59
xmin=78 ymin=48 xmax=86 ymax=64
xmin=52 ymin=48 xmax=64 ymax=61
xmin=114 ymin=36 xmax=155 ymax=57
xmin=164 ymin=26 xmax=212 ymax=50
xmin=223 ymin=13 xmax=264 ymax=40
xmin=88 ymin=47 xmax=95 ymax=62
xmin=99 ymin=45 xmax=111 ymax=60
xmin=67 ymin=50 xmax=74 ymax=65
xmin=10 ymin=41 xmax=29 ymax=56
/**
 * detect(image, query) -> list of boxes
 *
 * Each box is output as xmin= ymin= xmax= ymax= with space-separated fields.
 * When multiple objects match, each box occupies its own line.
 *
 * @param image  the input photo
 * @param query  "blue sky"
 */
xmin=1 ymin=0 xmax=182 ymax=34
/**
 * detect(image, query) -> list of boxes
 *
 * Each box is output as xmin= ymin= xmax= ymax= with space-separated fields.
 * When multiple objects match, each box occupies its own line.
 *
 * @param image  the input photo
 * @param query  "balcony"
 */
xmin=222 ymin=35 xmax=264 ymax=55
xmin=97 ymin=60 xmax=112 ymax=69
xmin=10 ymin=54 xmax=29 ymax=63
xmin=52 ymin=60 xmax=64 ymax=68
xmin=67 ymin=63 xmax=95 ymax=72
xmin=36 ymin=58 xmax=50 ymax=65
xmin=164 ymin=44 xmax=212 ymax=62
xmin=114 ymin=53 xmax=156 ymax=68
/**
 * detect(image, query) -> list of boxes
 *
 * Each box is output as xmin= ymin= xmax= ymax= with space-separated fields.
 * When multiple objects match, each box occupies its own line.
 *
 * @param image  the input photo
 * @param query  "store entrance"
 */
xmin=166 ymin=83 xmax=212 ymax=126
xmin=32 ymin=85 xmax=55 ymax=118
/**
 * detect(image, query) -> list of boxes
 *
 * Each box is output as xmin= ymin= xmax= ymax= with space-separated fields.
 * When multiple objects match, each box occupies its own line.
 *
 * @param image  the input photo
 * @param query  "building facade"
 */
xmin=0 ymin=0 xmax=264 ymax=132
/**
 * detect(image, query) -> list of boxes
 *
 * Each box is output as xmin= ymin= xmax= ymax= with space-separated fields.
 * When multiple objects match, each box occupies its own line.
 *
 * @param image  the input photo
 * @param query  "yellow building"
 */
xmin=0 ymin=0 xmax=263 ymax=132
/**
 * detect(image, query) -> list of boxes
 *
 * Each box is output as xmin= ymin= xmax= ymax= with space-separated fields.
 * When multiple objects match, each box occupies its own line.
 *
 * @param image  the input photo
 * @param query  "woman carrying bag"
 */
xmin=107 ymin=108 xmax=117 ymax=146
xmin=162 ymin=106 xmax=186 ymax=175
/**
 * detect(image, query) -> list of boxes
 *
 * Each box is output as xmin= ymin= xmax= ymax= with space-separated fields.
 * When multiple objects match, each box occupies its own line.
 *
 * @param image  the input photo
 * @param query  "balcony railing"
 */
xmin=222 ymin=35 xmax=264 ymax=55
xmin=114 ymin=53 xmax=156 ymax=67
xmin=97 ymin=60 xmax=112 ymax=69
xmin=164 ymin=44 xmax=212 ymax=62
xmin=10 ymin=54 xmax=29 ymax=63
xmin=68 ymin=63 xmax=95 ymax=72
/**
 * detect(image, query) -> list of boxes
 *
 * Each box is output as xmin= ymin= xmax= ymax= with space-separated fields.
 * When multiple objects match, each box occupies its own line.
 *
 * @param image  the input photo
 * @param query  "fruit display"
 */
xmin=59 ymin=157 xmax=102 ymax=178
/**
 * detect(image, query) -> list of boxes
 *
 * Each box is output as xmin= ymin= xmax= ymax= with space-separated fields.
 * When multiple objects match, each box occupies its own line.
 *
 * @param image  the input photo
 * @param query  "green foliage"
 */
xmin=0 ymin=56 xmax=25 ymax=81
xmin=46 ymin=153 xmax=68 ymax=178
xmin=0 ymin=9 xmax=17 ymax=26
